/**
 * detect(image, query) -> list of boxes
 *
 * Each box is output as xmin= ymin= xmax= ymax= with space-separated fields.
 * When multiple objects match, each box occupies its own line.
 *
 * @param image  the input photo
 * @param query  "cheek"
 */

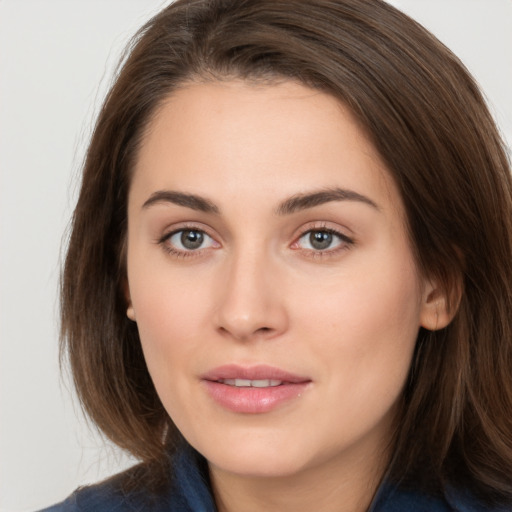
xmin=134 ymin=279 xmax=206 ymax=343
xmin=131 ymin=284 xmax=210 ymax=436
xmin=127 ymin=265 xmax=212 ymax=394
xmin=295 ymin=247 xmax=422 ymax=395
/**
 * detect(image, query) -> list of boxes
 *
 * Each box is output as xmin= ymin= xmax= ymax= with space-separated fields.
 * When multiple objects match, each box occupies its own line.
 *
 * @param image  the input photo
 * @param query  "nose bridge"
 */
xmin=214 ymin=241 xmax=287 ymax=340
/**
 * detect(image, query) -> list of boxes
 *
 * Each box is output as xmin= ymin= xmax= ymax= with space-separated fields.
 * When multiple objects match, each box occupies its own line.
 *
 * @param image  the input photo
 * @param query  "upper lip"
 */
xmin=201 ymin=364 xmax=311 ymax=383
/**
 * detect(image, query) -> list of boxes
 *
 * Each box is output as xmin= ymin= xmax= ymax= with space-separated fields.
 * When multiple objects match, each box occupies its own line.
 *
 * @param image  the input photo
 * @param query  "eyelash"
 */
xmin=157 ymin=224 xmax=218 ymax=259
xmin=157 ymin=224 xmax=354 ymax=260
xmin=292 ymin=225 xmax=354 ymax=259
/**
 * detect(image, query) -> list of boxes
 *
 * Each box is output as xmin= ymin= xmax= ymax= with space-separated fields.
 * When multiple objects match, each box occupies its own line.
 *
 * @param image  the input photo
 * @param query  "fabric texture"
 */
xmin=38 ymin=445 xmax=511 ymax=511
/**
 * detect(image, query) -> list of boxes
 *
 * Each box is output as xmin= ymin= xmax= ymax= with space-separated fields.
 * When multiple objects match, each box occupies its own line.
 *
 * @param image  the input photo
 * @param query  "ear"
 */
xmin=419 ymin=277 xmax=461 ymax=331
xmin=127 ymin=303 xmax=136 ymax=322
xmin=123 ymin=279 xmax=136 ymax=322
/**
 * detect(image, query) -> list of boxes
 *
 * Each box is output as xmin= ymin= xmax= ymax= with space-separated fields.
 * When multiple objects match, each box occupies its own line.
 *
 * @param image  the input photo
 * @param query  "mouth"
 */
xmin=202 ymin=363 xmax=310 ymax=383
xmin=217 ymin=378 xmax=283 ymax=387
xmin=201 ymin=364 xmax=311 ymax=413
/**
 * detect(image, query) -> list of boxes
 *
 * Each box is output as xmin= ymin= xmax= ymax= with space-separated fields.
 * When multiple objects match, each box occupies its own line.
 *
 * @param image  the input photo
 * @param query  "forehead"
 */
xmin=131 ymin=79 xmax=401 ymax=216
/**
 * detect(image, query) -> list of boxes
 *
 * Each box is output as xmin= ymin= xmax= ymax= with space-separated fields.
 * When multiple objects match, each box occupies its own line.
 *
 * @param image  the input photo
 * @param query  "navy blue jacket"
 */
xmin=39 ymin=447 xmax=511 ymax=511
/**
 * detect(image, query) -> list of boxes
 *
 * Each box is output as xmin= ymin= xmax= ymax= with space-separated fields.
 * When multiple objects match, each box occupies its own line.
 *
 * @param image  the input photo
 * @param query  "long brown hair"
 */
xmin=61 ymin=0 xmax=512 ymax=502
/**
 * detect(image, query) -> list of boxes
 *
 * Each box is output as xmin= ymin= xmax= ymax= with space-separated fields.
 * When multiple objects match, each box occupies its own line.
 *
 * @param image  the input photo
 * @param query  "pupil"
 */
xmin=310 ymin=231 xmax=332 ymax=250
xmin=181 ymin=230 xmax=204 ymax=250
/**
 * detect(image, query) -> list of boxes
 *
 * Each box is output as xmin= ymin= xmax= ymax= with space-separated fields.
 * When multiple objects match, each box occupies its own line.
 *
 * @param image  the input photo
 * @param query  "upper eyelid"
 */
xmin=159 ymin=223 xmax=217 ymax=241
xmin=293 ymin=221 xmax=354 ymax=240
xmin=298 ymin=226 xmax=351 ymax=238
xmin=295 ymin=228 xmax=353 ymax=247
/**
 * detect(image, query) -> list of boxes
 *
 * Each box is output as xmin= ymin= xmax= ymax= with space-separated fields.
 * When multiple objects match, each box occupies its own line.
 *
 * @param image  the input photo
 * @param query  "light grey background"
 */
xmin=0 ymin=1 xmax=510 ymax=511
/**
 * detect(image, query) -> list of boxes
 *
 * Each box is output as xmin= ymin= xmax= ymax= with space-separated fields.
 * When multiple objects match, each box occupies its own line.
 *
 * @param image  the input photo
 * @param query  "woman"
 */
xmin=42 ymin=0 xmax=512 ymax=510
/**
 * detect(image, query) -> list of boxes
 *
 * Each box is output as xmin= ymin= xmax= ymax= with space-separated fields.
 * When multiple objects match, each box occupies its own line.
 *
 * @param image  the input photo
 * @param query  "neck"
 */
xmin=209 ymin=443 xmax=390 ymax=512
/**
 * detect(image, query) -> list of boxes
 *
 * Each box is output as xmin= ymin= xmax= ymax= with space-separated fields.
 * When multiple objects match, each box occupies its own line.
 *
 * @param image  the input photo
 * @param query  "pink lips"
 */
xmin=201 ymin=364 xmax=311 ymax=414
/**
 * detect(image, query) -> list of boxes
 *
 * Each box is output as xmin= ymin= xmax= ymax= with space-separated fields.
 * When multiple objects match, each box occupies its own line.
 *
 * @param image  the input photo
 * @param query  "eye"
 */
xmin=165 ymin=228 xmax=217 ymax=252
xmin=296 ymin=229 xmax=352 ymax=252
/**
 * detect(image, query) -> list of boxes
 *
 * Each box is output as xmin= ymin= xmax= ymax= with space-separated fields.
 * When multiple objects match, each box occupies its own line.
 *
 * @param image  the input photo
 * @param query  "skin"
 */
xmin=125 ymin=80 xmax=449 ymax=512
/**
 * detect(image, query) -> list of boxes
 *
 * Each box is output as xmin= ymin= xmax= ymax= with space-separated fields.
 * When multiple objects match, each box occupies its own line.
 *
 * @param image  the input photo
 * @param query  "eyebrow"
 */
xmin=141 ymin=187 xmax=379 ymax=215
xmin=142 ymin=190 xmax=220 ymax=214
xmin=275 ymin=187 xmax=379 ymax=215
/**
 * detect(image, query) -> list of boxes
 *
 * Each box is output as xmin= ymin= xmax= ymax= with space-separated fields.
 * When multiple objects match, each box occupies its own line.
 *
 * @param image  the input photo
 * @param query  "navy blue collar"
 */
xmin=172 ymin=445 xmax=216 ymax=512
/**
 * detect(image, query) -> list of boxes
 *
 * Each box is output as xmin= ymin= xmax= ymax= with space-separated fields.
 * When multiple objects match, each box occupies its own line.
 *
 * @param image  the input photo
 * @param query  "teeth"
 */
xmin=220 ymin=379 xmax=282 ymax=387
xmin=252 ymin=379 xmax=282 ymax=387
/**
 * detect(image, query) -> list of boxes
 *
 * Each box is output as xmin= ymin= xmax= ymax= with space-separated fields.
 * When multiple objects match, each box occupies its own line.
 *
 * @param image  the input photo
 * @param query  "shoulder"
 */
xmin=37 ymin=482 xmax=119 ymax=512
xmin=37 ymin=447 xmax=215 ymax=512
xmin=36 ymin=476 xmax=191 ymax=512
xmin=372 ymin=483 xmax=454 ymax=512
xmin=444 ymin=486 xmax=512 ymax=512
xmin=373 ymin=481 xmax=512 ymax=512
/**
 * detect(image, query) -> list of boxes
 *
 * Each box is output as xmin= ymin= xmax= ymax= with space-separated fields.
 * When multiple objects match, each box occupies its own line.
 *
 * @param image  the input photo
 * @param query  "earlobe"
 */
xmin=123 ymin=278 xmax=136 ymax=321
xmin=419 ymin=279 xmax=460 ymax=331
xmin=127 ymin=304 xmax=136 ymax=321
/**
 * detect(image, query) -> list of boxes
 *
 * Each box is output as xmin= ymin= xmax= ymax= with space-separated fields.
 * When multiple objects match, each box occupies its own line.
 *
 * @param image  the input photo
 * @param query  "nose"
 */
xmin=213 ymin=247 xmax=289 ymax=342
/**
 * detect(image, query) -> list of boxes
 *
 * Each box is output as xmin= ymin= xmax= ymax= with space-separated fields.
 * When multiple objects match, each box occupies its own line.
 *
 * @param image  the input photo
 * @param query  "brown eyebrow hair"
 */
xmin=275 ymin=187 xmax=380 ymax=215
xmin=142 ymin=187 xmax=379 ymax=215
xmin=142 ymin=190 xmax=220 ymax=213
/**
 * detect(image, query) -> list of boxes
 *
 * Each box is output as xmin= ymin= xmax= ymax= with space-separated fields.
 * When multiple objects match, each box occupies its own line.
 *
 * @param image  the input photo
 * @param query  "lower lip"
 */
xmin=203 ymin=381 xmax=310 ymax=413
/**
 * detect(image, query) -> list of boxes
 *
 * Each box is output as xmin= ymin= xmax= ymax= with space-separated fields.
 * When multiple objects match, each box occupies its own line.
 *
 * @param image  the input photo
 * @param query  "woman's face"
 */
xmin=126 ymin=80 xmax=435 ymax=480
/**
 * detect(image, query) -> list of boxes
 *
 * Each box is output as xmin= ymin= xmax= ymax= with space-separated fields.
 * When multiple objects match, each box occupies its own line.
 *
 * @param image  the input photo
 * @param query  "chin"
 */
xmin=208 ymin=449 xmax=311 ymax=479
xmin=187 ymin=425 xmax=323 ymax=479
